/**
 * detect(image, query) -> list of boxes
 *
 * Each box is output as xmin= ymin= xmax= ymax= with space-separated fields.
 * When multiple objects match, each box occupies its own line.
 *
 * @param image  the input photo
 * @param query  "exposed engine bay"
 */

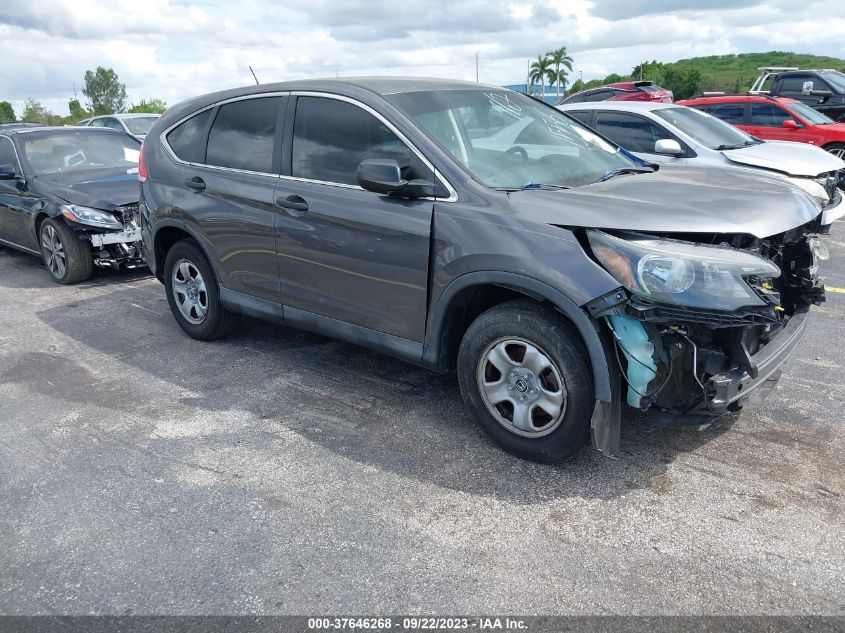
xmin=585 ymin=224 xmax=826 ymax=419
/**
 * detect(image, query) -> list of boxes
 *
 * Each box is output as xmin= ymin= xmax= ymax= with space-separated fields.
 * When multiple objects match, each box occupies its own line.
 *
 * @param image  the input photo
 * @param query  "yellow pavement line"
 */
xmin=827 ymin=286 xmax=845 ymax=294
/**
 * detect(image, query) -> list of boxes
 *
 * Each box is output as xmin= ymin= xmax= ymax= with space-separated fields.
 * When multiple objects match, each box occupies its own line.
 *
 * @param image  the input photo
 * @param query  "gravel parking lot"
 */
xmin=1 ymin=224 xmax=844 ymax=616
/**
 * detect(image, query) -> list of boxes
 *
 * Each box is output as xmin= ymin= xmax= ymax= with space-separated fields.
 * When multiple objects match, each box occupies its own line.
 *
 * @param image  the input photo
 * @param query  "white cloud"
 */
xmin=1 ymin=0 xmax=843 ymax=117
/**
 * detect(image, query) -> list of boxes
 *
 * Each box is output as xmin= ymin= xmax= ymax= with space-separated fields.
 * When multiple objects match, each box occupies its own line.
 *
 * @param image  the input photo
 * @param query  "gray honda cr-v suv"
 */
xmin=139 ymin=78 xmax=826 ymax=463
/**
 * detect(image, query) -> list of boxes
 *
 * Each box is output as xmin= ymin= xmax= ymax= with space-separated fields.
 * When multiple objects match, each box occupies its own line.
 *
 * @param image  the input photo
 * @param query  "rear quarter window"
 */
xmin=165 ymin=109 xmax=213 ymax=163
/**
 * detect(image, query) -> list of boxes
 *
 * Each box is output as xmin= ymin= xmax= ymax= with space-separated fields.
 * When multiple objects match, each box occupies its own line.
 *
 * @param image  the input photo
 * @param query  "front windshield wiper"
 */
xmin=495 ymin=182 xmax=572 ymax=192
xmin=715 ymin=140 xmax=759 ymax=150
xmin=591 ymin=167 xmax=653 ymax=184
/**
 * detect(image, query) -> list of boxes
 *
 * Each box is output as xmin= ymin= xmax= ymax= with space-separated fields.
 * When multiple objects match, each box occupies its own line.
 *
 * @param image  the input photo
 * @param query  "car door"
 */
xmin=593 ymin=111 xmax=686 ymax=164
xmin=746 ymin=103 xmax=812 ymax=143
xmin=273 ymin=94 xmax=435 ymax=342
xmin=0 ymin=135 xmax=31 ymax=251
xmin=166 ymin=95 xmax=286 ymax=303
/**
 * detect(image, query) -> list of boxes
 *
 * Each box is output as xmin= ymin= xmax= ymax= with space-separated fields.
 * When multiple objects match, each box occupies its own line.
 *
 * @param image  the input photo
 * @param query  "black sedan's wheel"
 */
xmin=163 ymin=239 xmax=237 ymax=340
xmin=39 ymin=218 xmax=93 ymax=285
xmin=457 ymin=299 xmax=594 ymax=463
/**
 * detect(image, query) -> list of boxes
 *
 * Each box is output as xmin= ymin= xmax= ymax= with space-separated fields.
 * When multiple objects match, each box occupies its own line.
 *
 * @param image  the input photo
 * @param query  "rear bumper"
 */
xmin=706 ymin=307 xmax=809 ymax=409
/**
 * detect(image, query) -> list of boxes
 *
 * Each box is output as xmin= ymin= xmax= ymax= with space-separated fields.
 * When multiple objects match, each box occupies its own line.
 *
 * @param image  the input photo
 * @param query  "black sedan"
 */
xmin=0 ymin=126 xmax=145 ymax=284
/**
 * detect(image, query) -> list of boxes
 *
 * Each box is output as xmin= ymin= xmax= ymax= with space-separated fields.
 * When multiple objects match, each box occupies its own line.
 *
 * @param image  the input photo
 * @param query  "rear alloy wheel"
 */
xmin=163 ymin=239 xmax=238 ymax=340
xmin=457 ymin=299 xmax=594 ymax=463
xmin=824 ymin=143 xmax=845 ymax=159
xmin=39 ymin=218 xmax=93 ymax=284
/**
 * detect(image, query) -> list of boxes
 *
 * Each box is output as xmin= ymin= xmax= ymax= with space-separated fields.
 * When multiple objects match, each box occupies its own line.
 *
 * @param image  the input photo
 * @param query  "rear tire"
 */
xmin=39 ymin=218 xmax=93 ymax=285
xmin=824 ymin=142 xmax=845 ymax=160
xmin=457 ymin=299 xmax=594 ymax=463
xmin=163 ymin=239 xmax=238 ymax=340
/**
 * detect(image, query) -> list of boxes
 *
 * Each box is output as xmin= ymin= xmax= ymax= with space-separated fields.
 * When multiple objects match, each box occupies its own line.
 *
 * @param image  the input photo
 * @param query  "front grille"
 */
xmin=627 ymin=301 xmax=779 ymax=327
xmin=114 ymin=203 xmax=139 ymax=228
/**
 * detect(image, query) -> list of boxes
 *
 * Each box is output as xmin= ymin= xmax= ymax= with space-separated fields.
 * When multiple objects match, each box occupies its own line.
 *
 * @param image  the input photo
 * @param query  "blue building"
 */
xmin=502 ymin=84 xmax=564 ymax=105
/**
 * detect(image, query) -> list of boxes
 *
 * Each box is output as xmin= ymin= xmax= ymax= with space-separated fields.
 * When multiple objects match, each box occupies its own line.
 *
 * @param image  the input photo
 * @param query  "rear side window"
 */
xmin=750 ymin=104 xmax=792 ymax=126
xmin=593 ymin=112 xmax=670 ymax=153
xmin=708 ymin=103 xmax=745 ymax=125
xmin=166 ymin=109 xmax=212 ymax=163
xmin=0 ymin=137 xmax=18 ymax=170
xmin=206 ymin=97 xmax=282 ymax=173
xmin=292 ymin=96 xmax=412 ymax=186
xmin=565 ymin=110 xmax=593 ymax=126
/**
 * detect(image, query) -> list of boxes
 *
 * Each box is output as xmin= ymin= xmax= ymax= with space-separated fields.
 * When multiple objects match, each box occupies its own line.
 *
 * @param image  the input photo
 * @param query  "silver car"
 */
xmin=78 ymin=113 xmax=161 ymax=141
xmin=558 ymin=101 xmax=844 ymax=228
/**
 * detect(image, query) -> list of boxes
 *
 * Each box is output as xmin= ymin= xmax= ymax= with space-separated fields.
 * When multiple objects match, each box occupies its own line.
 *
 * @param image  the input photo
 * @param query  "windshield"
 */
xmin=784 ymin=101 xmax=834 ymax=125
xmin=123 ymin=116 xmax=158 ymax=135
xmin=819 ymin=71 xmax=845 ymax=92
xmin=653 ymin=107 xmax=756 ymax=150
xmin=385 ymin=89 xmax=637 ymax=189
xmin=21 ymin=130 xmax=141 ymax=175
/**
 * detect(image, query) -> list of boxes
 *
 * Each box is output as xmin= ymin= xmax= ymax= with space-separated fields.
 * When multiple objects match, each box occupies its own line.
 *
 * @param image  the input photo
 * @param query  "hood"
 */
xmin=506 ymin=165 xmax=821 ymax=239
xmin=34 ymin=167 xmax=140 ymax=210
xmin=721 ymin=140 xmax=844 ymax=177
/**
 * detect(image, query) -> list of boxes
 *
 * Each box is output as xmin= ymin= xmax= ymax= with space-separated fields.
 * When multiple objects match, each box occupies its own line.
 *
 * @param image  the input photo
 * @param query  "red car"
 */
xmin=560 ymin=80 xmax=673 ymax=105
xmin=678 ymin=94 xmax=845 ymax=159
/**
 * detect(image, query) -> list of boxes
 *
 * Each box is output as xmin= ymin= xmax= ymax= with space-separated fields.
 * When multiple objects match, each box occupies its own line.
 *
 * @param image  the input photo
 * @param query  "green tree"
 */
xmin=546 ymin=46 xmax=573 ymax=102
xmin=569 ymin=79 xmax=583 ymax=93
xmin=22 ymin=99 xmax=50 ymax=123
xmin=529 ymin=55 xmax=554 ymax=98
xmin=129 ymin=98 xmax=167 ymax=114
xmin=66 ymin=98 xmax=89 ymax=124
xmin=82 ymin=66 xmax=128 ymax=115
xmin=0 ymin=101 xmax=15 ymax=123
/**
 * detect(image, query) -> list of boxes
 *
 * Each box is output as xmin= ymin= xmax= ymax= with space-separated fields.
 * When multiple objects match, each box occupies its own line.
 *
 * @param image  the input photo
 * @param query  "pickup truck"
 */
xmin=750 ymin=67 xmax=845 ymax=122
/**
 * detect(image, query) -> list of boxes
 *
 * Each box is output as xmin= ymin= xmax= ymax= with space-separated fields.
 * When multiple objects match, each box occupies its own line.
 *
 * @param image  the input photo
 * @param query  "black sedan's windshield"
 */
xmin=21 ymin=130 xmax=141 ymax=175
xmin=386 ymin=89 xmax=637 ymax=189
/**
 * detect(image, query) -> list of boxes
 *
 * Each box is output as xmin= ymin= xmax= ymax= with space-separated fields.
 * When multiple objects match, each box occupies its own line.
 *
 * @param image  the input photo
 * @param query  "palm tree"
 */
xmin=529 ymin=55 xmax=553 ymax=99
xmin=548 ymin=68 xmax=569 ymax=101
xmin=546 ymin=47 xmax=574 ymax=102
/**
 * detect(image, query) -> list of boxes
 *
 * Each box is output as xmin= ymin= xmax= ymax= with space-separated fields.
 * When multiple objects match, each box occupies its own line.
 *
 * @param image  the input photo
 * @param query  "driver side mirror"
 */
xmin=782 ymin=119 xmax=799 ymax=129
xmin=654 ymin=139 xmax=683 ymax=156
xmin=0 ymin=164 xmax=17 ymax=180
xmin=357 ymin=159 xmax=435 ymax=198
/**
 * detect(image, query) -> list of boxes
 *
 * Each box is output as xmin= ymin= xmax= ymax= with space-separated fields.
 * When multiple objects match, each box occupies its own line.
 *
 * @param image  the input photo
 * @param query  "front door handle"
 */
xmin=184 ymin=177 xmax=206 ymax=192
xmin=275 ymin=195 xmax=309 ymax=214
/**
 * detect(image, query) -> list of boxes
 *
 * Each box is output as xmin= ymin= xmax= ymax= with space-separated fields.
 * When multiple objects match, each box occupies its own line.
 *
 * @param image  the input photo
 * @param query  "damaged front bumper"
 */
xmin=707 ymin=306 xmax=808 ymax=409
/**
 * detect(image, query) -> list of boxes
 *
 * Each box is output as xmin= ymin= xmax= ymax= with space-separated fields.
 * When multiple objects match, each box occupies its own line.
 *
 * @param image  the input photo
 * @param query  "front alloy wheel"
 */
xmin=171 ymin=258 xmax=208 ymax=324
xmin=477 ymin=337 xmax=568 ymax=437
xmin=41 ymin=224 xmax=66 ymax=279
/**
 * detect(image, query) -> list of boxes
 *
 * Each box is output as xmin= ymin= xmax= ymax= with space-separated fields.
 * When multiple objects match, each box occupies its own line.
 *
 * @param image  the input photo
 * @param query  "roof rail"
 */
xmin=757 ymin=66 xmax=799 ymax=72
xmin=686 ymin=93 xmax=781 ymax=102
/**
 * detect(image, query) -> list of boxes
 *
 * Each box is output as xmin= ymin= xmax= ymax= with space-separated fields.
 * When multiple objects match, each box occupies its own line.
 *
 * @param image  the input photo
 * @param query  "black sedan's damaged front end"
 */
xmin=60 ymin=202 xmax=146 ymax=271
xmin=585 ymin=225 xmax=825 ymax=446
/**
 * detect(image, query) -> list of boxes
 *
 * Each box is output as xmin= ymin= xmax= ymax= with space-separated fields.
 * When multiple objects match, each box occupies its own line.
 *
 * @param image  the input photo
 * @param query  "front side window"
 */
xmin=166 ymin=109 xmax=212 ymax=163
xmin=21 ymin=131 xmax=140 ymax=175
xmin=749 ymin=104 xmax=792 ymax=127
xmin=292 ymin=96 xmax=412 ymax=186
xmin=779 ymin=76 xmax=810 ymax=92
xmin=206 ymin=97 xmax=282 ymax=173
xmin=785 ymin=101 xmax=834 ymax=125
xmin=653 ymin=107 xmax=754 ymax=150
xmin=593 ymin=112 xmax=671 ymax=153
xmin=103 ymin=118 xmax=124 ymax=131
xmin=819 ymin=72 xmax=845 ymax=92
xmin=387 ymin=88 xmax=635 ymax=190
xmin=563 ymin=110 xmax=593 ymax=126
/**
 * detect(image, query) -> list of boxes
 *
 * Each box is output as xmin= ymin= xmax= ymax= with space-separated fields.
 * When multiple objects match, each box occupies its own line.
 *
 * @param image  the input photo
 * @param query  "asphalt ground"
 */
xmin=0 ymin=223 xmax=843 ymax=616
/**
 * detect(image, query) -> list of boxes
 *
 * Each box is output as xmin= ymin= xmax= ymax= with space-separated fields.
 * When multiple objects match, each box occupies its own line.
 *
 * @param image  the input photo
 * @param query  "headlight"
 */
xmin=588 ymin=230 xmax=781 ymax=311
xmin=60 ymin=204 xmax=122 ymax=230
xmin=787 ymin=176 xmax=829 ymax=207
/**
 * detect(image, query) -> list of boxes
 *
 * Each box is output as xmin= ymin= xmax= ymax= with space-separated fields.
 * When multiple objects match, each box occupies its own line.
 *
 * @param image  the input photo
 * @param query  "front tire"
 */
xmin=39 ymin=218 xmax=93 ymax=285
xmin=457 ymin=299 xmax=594 ymax=463
xmin=163 ymin=239 xmax=238 ymax=340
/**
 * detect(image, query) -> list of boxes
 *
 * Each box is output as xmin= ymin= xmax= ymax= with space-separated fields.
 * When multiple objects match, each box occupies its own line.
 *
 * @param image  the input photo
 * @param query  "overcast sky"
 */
xmin=2 ymin=0 xmax=844 ymax=117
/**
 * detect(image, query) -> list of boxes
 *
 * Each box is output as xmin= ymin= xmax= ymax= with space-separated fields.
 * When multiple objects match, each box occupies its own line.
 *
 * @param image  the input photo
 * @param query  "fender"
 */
xmin=150 ymin=217 xmax=224 ymax=283
xmin=422 ymin=270 xmax=613 ymax=403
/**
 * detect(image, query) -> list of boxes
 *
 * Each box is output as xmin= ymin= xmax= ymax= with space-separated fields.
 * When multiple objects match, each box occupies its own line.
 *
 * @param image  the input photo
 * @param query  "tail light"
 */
xmin=138 ymin=142 xmax=148 ymax=182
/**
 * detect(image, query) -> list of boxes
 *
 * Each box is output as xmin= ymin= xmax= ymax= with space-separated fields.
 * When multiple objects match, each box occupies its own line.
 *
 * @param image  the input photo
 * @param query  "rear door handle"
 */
xmin=275 ymin=195 xmax=309 ymax=214
xmin=184 ymin=177 xmax=206 ymax=192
